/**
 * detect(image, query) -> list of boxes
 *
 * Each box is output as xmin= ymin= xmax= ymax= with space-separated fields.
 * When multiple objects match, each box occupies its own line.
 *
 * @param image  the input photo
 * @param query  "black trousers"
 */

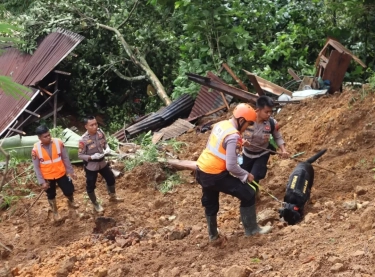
xmin=241 ymin=153 xmax=270 ymax=183
xmin=45 ymin=175 xmax=74 ymax=200
xmin=196 ymin=169 xmax=255 ymax=216
xmin=85 ymin=164 xmax=115 ymax=193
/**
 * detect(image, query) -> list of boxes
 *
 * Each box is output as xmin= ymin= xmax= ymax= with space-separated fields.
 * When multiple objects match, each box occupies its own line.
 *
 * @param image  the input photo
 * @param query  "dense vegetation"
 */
xmin=1 ymin=0 xmax=375 ymax=132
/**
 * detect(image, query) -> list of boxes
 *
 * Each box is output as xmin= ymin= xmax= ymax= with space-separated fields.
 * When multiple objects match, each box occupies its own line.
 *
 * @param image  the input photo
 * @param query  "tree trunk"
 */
xmin=97 ymin=23 xmax=172 ymax=106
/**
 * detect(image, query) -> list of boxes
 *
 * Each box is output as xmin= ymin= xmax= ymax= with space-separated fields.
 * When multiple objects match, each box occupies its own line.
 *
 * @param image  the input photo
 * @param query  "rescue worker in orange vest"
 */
xmin=32 ymin=125 xmax=78 ymax=221
xmin=196 ymin=103 xmax=272 ymax=241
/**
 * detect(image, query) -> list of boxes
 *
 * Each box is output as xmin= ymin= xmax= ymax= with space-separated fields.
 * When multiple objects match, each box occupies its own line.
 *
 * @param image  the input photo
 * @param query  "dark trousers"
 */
xmin=85 ymin=164 xmax=115 ymax=193
xmin=241 ymin=153 xmax=270 ymax=183
xmin=45 ymin=175 xmax=74 ymax=200
xmin=196 ymin=169 xmax=255 ymax=216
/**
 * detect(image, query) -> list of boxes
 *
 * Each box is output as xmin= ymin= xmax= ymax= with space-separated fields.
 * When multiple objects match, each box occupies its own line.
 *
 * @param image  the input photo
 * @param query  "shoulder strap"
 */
xmin=269 ymin=118 xmax=275 ymax=134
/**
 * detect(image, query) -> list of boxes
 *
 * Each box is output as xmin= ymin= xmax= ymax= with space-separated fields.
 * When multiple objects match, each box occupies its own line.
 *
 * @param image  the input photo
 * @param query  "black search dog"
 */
xmin=279 ymin=149 xmax=327 ymax=225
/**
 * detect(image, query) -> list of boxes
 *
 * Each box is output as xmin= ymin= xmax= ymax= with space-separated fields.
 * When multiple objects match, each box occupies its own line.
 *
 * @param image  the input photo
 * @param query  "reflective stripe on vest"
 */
xmin=36 ymin=138 xmax=62 ymax=164
xmin=206 ymin=124 xmax=237 ymax=160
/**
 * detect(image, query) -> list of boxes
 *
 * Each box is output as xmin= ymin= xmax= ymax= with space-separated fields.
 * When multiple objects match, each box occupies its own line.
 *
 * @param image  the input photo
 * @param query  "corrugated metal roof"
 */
xmin=124 ymin=94 xmax=194 ymax=139
xmin=0 ymin=28 xmax=84 ymax=137
xmin=187 ymin=72 xmax=233 ymax=121
xmin=0 ymin=88 xmax=39 ymax=137
xmin=154 ymin=118 xmax=195 ymax=142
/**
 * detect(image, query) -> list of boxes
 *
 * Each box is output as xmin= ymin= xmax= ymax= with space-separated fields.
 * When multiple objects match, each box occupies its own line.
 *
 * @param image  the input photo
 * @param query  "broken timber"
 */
xmin=186 ymin=73 xmax=258 ymax=104
xmin=243 ymin=70 xmax=293 ymax=97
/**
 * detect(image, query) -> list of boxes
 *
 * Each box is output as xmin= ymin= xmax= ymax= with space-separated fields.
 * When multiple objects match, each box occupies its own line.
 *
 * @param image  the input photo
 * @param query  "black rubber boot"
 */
xmin=48 ymin=199 xmax=61 ymax=221
xmin=107 ymin=186 xmax=124 ymax=202
xmin=240 ymin=205 xmax=272 ymax=236
xmin=87 ymin=191 xmax=104 ymax=212
xmin=205 ymin=215 xmax=219 ymax=241
xmin=67 ymin=195 xmax=79 ymax=208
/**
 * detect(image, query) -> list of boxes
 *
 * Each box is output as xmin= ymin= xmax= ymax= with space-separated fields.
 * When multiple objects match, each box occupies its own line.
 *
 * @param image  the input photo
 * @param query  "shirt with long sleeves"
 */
xmin=78 ymin=129 xmax=108 ymax=171
xmin=31 ymin=139 xmax=74 ymax=185
xmin=243 ymin=118 xmax=285 ymax=159
xmin=223 ymin=132 xmax=250 ymax=183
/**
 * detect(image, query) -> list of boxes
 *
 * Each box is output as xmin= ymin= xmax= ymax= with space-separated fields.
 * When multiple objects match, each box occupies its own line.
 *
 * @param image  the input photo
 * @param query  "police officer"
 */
xmin=32 ymin=125 xmax=78 ymax=221
xmin=78 ymin=115 xmax=123 ymax=212
xmin=195 ymin=103 xmax=272 ymax=241
xmin=241 ymin=96 xmax=289 ymax=186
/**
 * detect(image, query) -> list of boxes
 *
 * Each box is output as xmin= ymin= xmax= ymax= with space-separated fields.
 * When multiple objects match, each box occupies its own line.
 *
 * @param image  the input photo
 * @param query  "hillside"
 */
xmin=1 ymin=87 xmax=375 ymax=277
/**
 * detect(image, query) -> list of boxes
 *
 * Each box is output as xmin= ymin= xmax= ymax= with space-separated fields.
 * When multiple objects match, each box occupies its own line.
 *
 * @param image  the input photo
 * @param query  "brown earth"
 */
xmin=2 ymin=87 xmax=375 ymax=277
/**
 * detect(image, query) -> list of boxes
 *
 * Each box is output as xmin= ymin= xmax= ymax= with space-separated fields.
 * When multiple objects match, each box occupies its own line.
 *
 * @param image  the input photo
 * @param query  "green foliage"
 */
xmin=49 ymin=126 xmax=65 ymax=140
xmin=158 ymin=171 xmax=182 ymax=194
xmin=162 ymin=138 xmax=187 ymax=153
xmin=124 ymin=143 xmax=159 ymax=171
xmin=18 ymin=0 xmax=179 ymax=121
xmin=105 ymin=133 xmax=119 ymax=151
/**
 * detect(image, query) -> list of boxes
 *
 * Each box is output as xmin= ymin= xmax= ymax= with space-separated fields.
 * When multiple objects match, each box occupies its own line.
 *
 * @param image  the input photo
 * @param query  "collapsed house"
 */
xmin=113 ymin=38 xmax=366 ymax=143
xmin=0 ymin=28 xmax=84 ymax=138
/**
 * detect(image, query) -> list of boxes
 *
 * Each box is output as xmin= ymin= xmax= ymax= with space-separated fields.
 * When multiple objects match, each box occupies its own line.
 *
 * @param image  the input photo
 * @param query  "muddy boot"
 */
xmin=67 ymin=195 xmax=79 ymax=209
xmin=240 ymin=205 xmax=272 ymax=236
xmin=48 ymin=199 xmax=61 ymax=221
xmin=87 ymin=192 xmax=104 ymax=212
xmin=205 ymin=215 xmax=219 ymax=241
xmin=107 ymin=186 xmax=124 ymax=203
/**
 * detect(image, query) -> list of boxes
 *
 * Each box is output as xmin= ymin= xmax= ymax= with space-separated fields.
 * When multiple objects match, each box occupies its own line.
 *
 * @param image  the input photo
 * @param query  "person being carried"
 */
xmin=32 ymin=125 xmax=78 ymax=221
xmin=241 ymin=96 xmax=289 ymax=187
xmin=195 ymin=103 xmax=272 ymax=242
xmin=78 ymin=115 xmax=123 ymax=212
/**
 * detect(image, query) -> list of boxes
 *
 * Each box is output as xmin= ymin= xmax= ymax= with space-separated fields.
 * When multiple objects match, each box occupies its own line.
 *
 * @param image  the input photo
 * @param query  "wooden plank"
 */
xmin=220 ymin=92 xmax=230 ymax=110
xmin=245 ymin=72 xmax=264 ymax=96
xmin=53 ymin=70 xmax=71 ymax=76
xmin=204 ymin=105 xmax=227 ymax=116
xmin=243 ymin=70 xmax=292 ymax=96
xmin=222 ymin=63 xmax=248 ymax=91
xmin=298 ymin=76 xmax=315 ymax=91
xmin=38 ymin=86 xmax=53 ymax=96
xmin=24 ymin=109 xmax=40 ymax=118
xmin=287 ymin=68 xmax=301 ymax=81
xmin=323 ymin=50 xmax=352 ymax=93
xmin=53 ymin=76 xmax=58 ymax=128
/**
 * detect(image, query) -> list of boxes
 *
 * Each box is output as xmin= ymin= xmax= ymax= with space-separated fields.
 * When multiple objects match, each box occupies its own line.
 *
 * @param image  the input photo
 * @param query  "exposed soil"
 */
xmin=2 ymin=87 xmax=375 ymax=277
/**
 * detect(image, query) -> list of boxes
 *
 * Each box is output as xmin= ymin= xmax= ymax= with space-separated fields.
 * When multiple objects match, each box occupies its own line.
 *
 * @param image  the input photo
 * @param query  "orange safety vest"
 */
xmin=197 ymin=120 xmax=239 ymax=174
xmin=34 ymin=138 xmax=66 ymax=180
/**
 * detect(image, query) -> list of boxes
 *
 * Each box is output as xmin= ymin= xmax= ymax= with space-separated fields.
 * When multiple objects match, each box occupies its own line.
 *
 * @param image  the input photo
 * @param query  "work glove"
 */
xmin=103 ymin=146 xmax=111 ymax=155
xmin=90 ymin=153 xmax=105 ymax=160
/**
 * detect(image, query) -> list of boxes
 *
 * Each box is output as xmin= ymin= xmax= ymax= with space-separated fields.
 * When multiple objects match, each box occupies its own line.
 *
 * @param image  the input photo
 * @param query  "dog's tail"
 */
xmin=305 ymin=149 xmax=327 ymax=164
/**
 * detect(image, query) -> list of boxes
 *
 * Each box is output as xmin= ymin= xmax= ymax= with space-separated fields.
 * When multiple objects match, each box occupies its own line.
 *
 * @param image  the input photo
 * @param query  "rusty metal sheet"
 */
xmin=0 ymin=28 xmax=84 ymax=136
xmin=243 ymin=70 xmax=292 ymax=96
xmin=0 ymin=88 xmax=39 ymax=137
xmin=187 ymin=72 xmax=233 ymax=121
xmin=15 ymin=29 xmax=84 ymax=86
xmin=315 ymin=38 xmax=366 ymax=68
xmin=187 ymin=72 xmax=258 ymax=105
xmin=159 ymin=119 xmax=195 ymax=141
xmin=322 ymin=50 xmax=352 ymax=93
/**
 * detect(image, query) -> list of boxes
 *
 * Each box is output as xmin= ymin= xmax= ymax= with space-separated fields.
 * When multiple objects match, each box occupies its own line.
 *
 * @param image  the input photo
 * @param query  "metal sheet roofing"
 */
xmin=155 ymin=118 xmax=195 ymax=142
xmin=187 ymin=72 xmax=233 ymax=121
xmin=0 ymin=28 xmax=84 ymax=137
xmin=0 ymin=88 xmax=39 ymax=137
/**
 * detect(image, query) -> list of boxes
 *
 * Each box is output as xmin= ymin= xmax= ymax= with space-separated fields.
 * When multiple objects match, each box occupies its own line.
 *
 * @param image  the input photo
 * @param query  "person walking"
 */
xmin=32 ymin=125 xmax=79 ymax=221
xmin=241 ymin=96 xmax=289 ymax=187
xmin=78 ymin=115 xmax=123 ymax=212
xmin=195 ymin=103 xmax=272 ymax=241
